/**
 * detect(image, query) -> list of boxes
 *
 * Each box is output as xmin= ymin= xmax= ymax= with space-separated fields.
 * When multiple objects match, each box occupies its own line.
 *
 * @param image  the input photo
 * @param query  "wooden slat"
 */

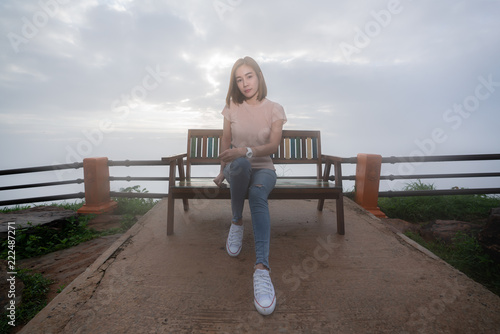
xmin=285 ymin=138 xmax=290 ymax=159
xmin=202 ymin=136 xmax=207 ymax=158
xmin=301 ymin=137 xmax=306 ymax=159
xmin=306 ymin=138 xmax=313 ymax=159
xmin=207 ymin=137 xmax=213 ymax=158
xmin=190 ymin=137 xmax=196 ymax=158
xmin=196 ymin=137 xmax=202 ymax=158
xmin=214 ymin=136 xmax=219 ymax=158
xmin=296 ymin=137 xmax=301 ymax=159
xmin=312 ymin=137 xmax=318 ymax=159
xmin=279 ymin=136 xmax=285 ymax=159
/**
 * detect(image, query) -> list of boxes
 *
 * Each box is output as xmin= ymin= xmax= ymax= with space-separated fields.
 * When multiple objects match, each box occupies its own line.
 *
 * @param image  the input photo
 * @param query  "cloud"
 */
xmin=1 ymin=0 xmax=499 ymax=172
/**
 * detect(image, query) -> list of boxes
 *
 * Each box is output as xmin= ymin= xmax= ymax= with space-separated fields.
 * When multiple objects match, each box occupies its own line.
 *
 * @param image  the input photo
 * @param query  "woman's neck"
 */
xmin=245 ymin=96 xmax=262 ymax=106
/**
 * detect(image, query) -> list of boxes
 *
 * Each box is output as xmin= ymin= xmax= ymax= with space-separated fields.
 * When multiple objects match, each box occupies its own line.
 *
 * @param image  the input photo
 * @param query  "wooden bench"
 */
xmin=162 ymin=129 xmax=345 ymax=236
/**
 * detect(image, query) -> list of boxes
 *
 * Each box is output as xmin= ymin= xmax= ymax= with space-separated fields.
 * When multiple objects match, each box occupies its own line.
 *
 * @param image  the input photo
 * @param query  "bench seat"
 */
xmin=171 ymin=177 xmax=342 ymax=199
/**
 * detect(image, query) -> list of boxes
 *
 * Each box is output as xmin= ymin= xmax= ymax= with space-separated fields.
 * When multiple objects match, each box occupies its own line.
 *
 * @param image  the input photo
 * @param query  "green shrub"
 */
xmin=113 ymin=185 xmax=158 ymax=215
xmin=0 ymin=216 xmax=98 ymax=260
xmin=405 ymin=231 xmax=500 ymax=296
xmin=378 ymin=180 xmax=500 ymax=222
xmin=383 ymin=181 xmax=500 ymax=296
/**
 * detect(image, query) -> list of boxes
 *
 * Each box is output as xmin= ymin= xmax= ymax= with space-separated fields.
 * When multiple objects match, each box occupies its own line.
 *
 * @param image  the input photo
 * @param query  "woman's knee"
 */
xmin=230 ymin=157 xmax=251 ymax=176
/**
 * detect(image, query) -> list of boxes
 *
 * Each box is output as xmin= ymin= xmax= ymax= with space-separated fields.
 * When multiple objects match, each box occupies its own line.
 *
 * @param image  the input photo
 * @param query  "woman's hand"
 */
xmin=218 ymin=147 xmax=246 ymax=163
xmin=213 ymin=172 xmax=225 ymax=187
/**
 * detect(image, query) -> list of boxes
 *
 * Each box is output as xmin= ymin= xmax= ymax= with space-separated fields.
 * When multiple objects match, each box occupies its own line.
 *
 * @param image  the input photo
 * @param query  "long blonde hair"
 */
xmin=225 ymin=56 xmax=268 ymax=107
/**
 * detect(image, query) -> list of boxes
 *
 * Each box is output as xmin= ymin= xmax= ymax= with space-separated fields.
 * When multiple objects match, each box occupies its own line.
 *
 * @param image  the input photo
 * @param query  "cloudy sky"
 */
xmin=1 ymin=0 xmax=499 ymax=199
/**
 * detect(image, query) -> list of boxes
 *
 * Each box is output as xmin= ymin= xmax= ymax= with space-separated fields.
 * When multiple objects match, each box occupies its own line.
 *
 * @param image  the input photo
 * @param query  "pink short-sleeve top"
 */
xmin=222 ymin=98 xmax=287 ymax=170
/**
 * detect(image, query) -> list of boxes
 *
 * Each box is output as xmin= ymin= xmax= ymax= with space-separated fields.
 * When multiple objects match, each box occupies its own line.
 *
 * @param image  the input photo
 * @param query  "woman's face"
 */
xmin=235 ymin=64 xmax=259 ymax=101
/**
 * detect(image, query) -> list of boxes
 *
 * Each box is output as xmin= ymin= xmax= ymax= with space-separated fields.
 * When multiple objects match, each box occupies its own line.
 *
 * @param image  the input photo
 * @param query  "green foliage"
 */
xmin=378 ymin=180 xmax=500 ymax=222
xmin=381 ymin=181 xmax=500 ymax=296
xmin=0 ymin=186 xmax=157 ymax=261
xmin=0 ymin=269 xmax=53 ymax=333
xmin=1 ymin=205 xmax=32 ymax=213
xmin=113 ymin=185 xmax=158 ymax=215
xmin=1 ymin=216 xmax=98 ymax=260
xmin=55 ymin=201 xmax=85 ymax=211
xmin=405 ymin=231 xmax=500 ymax=296
xmin=1 ymin=201 xmax=84 ymax=213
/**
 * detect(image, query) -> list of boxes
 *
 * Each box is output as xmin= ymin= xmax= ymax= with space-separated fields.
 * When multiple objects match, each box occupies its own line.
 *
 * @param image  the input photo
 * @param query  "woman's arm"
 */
xmin=213 ymin=118 xmax=232 ymax=187
xmin=219 ymin=119 xmax=284 ymax=162
xmin=249 ymin=119 xmax=284 ymax=157
xmin=219 ymin=117 xmax=232 ymax=167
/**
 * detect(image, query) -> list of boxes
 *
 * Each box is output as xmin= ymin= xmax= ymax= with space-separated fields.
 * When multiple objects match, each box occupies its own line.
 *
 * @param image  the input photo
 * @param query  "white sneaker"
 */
xmin=253 ymin=269 xmax=276 ymax=315
xmin=226 ymin=223 xmax=244 ymax=256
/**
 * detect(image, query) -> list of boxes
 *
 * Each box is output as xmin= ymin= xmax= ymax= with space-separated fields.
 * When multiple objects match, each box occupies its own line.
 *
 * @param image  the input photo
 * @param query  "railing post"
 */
xmin=354 ymin=153 xmax=387 ymax=218
xmin=77 ymin=157 xmax=118 ymax=214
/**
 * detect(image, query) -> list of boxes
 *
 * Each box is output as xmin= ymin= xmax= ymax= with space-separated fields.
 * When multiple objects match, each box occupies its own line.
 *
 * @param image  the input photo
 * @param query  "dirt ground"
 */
xmin=18 ymin=234 xmax=122 ymax=303
xmin=14 ymin=216 xmax=124 ymax=332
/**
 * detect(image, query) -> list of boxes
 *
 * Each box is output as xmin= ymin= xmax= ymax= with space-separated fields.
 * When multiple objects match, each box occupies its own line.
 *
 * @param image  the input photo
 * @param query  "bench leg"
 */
xmin=336 ymin=195 xmax=345 ymax=235
xmin=317 ymin=199 xmax=325 ymax=211
xmin=182 ymin=198 xmax=189 ymax=211
xmin=167 ymin=194 xmax=175 ymax=236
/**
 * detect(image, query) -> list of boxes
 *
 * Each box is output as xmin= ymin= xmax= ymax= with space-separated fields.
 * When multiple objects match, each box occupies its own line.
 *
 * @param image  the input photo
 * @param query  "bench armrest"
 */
xmin=162 ymin=154 xmax=188 ymax=188
xmin=161 ymin=153 xmax=187 ymax=163
xmin=321 ymin=154 xmax=343 ymax=187
xmin=322 ymin=154 xmax=343 ymax=164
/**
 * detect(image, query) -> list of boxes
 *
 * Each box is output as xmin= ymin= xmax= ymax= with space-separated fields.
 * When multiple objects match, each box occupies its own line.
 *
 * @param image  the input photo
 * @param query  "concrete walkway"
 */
xmin=20 ymin=198 xmax=500 ymax=333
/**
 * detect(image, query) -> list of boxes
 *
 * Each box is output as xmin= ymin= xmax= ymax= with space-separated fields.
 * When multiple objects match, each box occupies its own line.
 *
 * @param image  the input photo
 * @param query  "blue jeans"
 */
xmin=223 ymin=157 xmax=276 ymax=269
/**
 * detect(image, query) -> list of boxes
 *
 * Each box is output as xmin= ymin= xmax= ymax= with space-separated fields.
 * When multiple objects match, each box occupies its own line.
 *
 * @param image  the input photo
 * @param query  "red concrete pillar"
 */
xmin=77 ymin=157 xmax=118 ymax=214
xmin=354 ymin=153 xmax=387 ymax=218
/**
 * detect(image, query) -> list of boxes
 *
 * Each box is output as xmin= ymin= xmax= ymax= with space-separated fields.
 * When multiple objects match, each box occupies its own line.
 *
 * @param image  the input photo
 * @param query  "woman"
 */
xmin=213 ymin=56 xmax=286 ymax=315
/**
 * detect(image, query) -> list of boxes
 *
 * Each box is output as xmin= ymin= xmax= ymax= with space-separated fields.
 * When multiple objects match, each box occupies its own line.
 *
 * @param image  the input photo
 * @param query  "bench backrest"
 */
xmin=186 ymin=129 xmax=323 ymax=178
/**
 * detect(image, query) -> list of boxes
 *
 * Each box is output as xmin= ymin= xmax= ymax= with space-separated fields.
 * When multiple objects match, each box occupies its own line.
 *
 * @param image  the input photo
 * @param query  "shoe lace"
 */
xmin=228 ymin=225 xmax=243 ymax=244
xmin=254 ymin=272 xmax=273 ymax=296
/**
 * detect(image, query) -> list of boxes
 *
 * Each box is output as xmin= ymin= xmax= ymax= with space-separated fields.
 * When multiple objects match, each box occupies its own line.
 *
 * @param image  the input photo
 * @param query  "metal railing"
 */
xmin=0 ymin=160 xmax=170 ymax=207
xmin=340 ymin=153 xmax=500 ymax=197
xmin=2 ymin=154 xmax=499 ymax=207
xmin=107 ymin=160 xmax=168 ymax=199
xmin=0 ymin=162 xmax=85 ymax=206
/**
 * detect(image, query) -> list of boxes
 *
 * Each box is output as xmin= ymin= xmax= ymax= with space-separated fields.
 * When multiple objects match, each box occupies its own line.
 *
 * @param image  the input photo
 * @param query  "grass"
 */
xmin=378 ymin=180 xmax=499 ymax=223
xmin=0 ymin=186 xmax=158 ymax=333
xmin=405 ymin=231 xmax=500 ymax=295
xmin=0 ymin=269 xmax=53 ymax=333
xmin=378 ymin=180 xmax=500 ymax=296
xmin=0 ymin=215 xmax=98 ymax=260
xmin=0 ymin=186 xmax=158 ymax=260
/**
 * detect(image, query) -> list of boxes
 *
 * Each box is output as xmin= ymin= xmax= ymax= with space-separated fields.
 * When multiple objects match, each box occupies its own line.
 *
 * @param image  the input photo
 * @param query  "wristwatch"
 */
xmin=246 ymin=147 xmax=253 ymax=159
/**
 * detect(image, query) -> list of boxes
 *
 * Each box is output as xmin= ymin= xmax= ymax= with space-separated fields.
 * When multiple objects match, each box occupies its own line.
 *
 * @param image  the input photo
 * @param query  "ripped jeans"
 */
xmin=223 ymin=157 xmax=277 ymax=269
